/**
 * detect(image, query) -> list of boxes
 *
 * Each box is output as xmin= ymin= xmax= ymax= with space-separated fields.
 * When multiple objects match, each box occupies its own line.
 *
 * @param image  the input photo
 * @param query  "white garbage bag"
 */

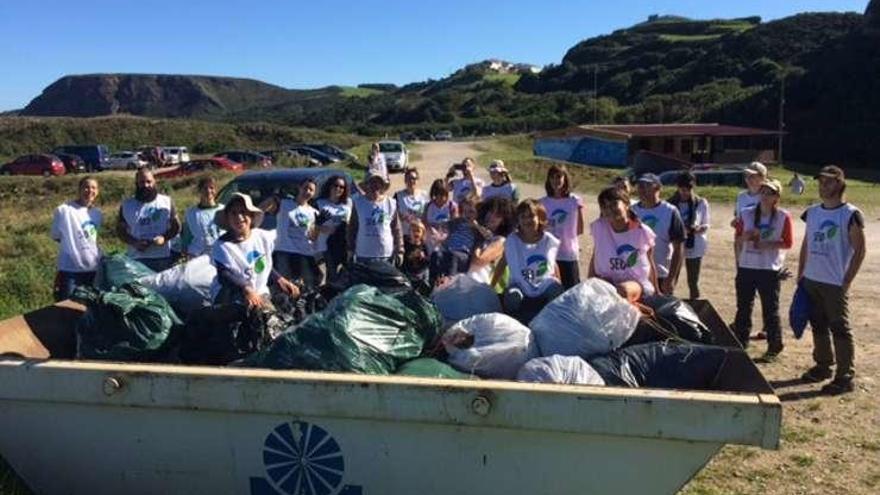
xmin=140 ymin=255 xmax=216 ymax=318
xmin=530 ymin=278 xmax=640 ymax=359
xmin=517 ymin=355 xmax=606 ymax=386
xmin=432 ymin=274 xmax=502 ymax=324
xmin=442 ymin=313 xmax=538 ymax=379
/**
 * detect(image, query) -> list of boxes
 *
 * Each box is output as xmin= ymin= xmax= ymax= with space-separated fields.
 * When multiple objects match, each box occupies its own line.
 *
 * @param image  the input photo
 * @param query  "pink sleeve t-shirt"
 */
xmin=540 ymin=195 xmax=583 ymax=262
xmin=590 ymin=218 xmax=656 ymax=296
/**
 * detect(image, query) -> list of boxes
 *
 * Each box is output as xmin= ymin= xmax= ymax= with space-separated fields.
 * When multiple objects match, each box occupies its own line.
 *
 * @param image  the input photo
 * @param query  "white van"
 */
xmin=162 ymin=146 xmax=190 ymax=165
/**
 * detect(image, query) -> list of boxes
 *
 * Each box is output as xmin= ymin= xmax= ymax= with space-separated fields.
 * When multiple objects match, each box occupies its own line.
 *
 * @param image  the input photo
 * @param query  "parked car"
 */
xmin=288 ymin=145 xmax=340 ymax=165
xmin=162 ymin=146 xmax=190 ymax=165
xmin=658 ymin=169 xmax=746 ymax=188
xmin=106 ymin=151 xmax=149 ymax=170
xmin=434 ymin=130 xmax=453 ymax=141
xmin=217 ymin=168 xmax=357 ymax=229
xmin=1 ymin=154 xmax=66 ymax=177
xmin=399 ymin=132 xmax=418 ymax=143
xmin=156 ymin=157 xmax=244 ymax=179
xmin=51 ymin=144 xmax=110 ymax=172
xmin=259 ymin=149 xmax=322 ymax=168
xmin=378 ymin=140 xmax=408 ymax=172
xmin=305 ymin=143 xmax=358 ymax=162
xmin=55 ymin=153 xmax=87 ymax=174
xmin=214 ymin=150 xmax=273 ymax=168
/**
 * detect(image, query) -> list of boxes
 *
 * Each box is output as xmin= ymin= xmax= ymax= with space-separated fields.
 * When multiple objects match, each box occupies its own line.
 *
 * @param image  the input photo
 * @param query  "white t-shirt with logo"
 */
xmin=395 ymin=189 xmax=429 ymax=238
xmin=540 ymin=195 xmax=583 ymax=261
xmin=631 ymin=201 xmax=684 ymax=278
xmin=353 ymin=195 xmax=397 ymax=258
xmin=735 ymin=190 xmax=761 ymax=220
xmin=275 ymin=199 xmax=318 ymax=256
xmin=482 ymin=182 xmax=517 ymax=202
xmin=183 ymin=204 xmax=224 ymax=257
xmin=803 ymin=203 xmax=863 ymax=287
xmin=737 ymin=206 xmax=792 ymax=272
xmin=425 ymin=200 xmax=456 ymax=227
xmin=315 ymin=198 xmax=352 ymax=253
xmin=121 ymin=194 xmax=174 ymax=259
xmin=51 ymin=201 xmax=103 ymax=272
xmin=210 ymin=229 xmax=277 ymax=299
xmin=505 ymin=231 xmax=560 ymax=298
xmin=451 ymin=177 xmax=484 ymax=203
xmin=590 ymin=218 xmax=656 ymax=296
xmin=676 ymin=199 xmax=710 ymax=259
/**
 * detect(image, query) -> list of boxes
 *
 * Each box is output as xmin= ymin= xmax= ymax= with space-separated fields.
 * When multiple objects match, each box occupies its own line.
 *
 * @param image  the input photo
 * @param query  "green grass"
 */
xmin=659 ymin=34 xmax=723 ymax=42
xmin=483 ymin=73 xmax=522 ymax=87
xmin=339 ymin=86 xmax=385 ymax=98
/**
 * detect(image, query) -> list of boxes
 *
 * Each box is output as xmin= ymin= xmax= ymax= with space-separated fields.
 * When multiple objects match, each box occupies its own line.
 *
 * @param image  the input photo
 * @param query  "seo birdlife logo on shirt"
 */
xmin=434 ymin=211 xmax=449 ymax=222
xmin=293 ymin=211 xmax=311 ymax=228
xmin=368 ymin=206 xmax=387 ymax=226
xmin=610 ymin=244 xmax=639 ymax=271
xmin=80 ymin=220 xmax=98 ymax=241
xmin=549 ymin=209 xmax=568 ymax=228
xmin=759 ymin=223 xmax=775 ymax=240
xmin=641 ymin=214 xmax=659 ymax=230
xmin=246 ymin=250 xmax=267 ymax=274
xmin=138 ymin=206 xmax=163 ymax=226
xmin=814 ymin=220 xmax=840 ymax=242
xmin=523 ymin=254 xmax=549 ymax=282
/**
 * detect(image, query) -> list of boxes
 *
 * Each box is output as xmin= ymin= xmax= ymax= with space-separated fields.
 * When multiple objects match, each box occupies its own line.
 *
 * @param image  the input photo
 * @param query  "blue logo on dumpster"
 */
xmin=250 ymin=421 xmax=363 ymax=495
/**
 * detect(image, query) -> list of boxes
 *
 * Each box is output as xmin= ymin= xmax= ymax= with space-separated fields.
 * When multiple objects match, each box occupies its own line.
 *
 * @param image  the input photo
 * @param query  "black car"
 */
xmin=304 ymin=143 xmax=358 ymax=162
xmin=217 ymin=168 xmax=357 ymax=230
xmin=287 ymin=145 xmax=340 ymax=166
xmin=213 ymin=150 xmax=272 ymax=168
xmin=55 ymin=153 xmax=87 ymax=174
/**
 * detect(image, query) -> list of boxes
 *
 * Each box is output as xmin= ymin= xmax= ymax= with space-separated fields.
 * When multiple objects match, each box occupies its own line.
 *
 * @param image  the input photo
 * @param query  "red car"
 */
xmin=155 ymin=157 xmax=244 ymax=179
xmin=0 ymin=154 xmax=66 ymax=176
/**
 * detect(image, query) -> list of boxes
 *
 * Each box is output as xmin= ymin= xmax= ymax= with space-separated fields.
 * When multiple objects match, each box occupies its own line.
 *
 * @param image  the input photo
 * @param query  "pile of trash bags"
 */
xmin=71 ymin=255 xmax=734 ymax=392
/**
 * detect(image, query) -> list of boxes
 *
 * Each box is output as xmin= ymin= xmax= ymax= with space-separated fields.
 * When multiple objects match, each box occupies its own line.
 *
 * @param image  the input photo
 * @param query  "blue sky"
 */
xmin=0 ymin=0 xmax=868 ymax=110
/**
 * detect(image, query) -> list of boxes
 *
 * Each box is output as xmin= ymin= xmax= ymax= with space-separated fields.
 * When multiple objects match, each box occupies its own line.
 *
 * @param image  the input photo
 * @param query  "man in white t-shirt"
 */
xmin=797 ymin=165 xmax=866 ymax=395
xmin=51 ymin=177 xmax=103 ymax=300
xmin=116 ymin=169 xmax=181 ymax=272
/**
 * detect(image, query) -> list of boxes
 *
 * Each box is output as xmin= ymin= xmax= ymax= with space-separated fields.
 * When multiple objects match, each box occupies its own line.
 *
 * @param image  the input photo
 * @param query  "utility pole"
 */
xmin=777 ymin=72 xmax=785 ymax=165
xmin=593 ymin=65 xmax=599 ymax=124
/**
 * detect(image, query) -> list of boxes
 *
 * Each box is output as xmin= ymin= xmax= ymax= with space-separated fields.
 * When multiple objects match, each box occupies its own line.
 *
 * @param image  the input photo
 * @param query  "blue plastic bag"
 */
xmin=789 ymin=282 xmax=810 ymax=339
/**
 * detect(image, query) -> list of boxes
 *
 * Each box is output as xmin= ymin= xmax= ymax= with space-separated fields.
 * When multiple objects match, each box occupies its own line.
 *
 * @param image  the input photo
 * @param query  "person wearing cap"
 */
xmin=668 ymin=172 xmax=710 ymax=300
xmin=632 ymin=173 xmax=685 ymax=295
xmin=540 ymin=164 xmax=585 ymax=288
xmin=210 ymin=193 xmax=299 ymax=309
xmin=179 ymin=176 xmax=224 ymax=259
xmin=481 ymin=160 xmax=519 ymax=202
xmin=732 ymin=178 xmax=793 ymax=360
xmin=116 ymin=168 xmax=180 ymax=273
xmin=797 ymin=165 xmax=866 ymax=394
xmin=448 ymin=157 xmax=484 ymax=204
xmin=348 ymin=170 xmax=404 ymax=265
xmin=51 ymin=176 xmax=103 ymax=301
xmin=393 ymin=167 xmax=429 ymax=244
xmin=732 ymin=162 xmax=768 ymax=259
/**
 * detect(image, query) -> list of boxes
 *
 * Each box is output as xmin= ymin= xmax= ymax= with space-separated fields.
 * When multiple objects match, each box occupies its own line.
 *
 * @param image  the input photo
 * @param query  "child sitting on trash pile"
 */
xmin=429 ymin=196 xmax=492 ymax=285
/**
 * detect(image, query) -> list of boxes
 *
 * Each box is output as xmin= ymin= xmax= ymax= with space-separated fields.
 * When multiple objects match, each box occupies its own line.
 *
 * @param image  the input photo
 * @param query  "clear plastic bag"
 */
xmin=530 ymin=278 xmax=640 ymax=358
xmin=431 ymin=274 xmax=502 ymax=324
xmin=140 ymin=255 xmax=216 ymax=319
xmin=442 ymin=313 xmax=538 ymax=379
xmin=516 ymin=355 xmax=606 ymax=386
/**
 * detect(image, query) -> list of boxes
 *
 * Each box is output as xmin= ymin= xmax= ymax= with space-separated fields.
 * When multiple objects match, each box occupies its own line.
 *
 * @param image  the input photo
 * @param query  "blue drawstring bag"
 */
xmin=789 ymin=282 xmax=810 ymax=339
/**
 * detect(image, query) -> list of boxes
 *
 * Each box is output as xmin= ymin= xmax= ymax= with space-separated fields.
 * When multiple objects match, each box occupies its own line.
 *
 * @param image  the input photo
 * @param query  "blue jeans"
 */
xmin=55 ymin=271 xmax=96 ymax=301
xmin=504 ymin=281 xmax=564 ymax=324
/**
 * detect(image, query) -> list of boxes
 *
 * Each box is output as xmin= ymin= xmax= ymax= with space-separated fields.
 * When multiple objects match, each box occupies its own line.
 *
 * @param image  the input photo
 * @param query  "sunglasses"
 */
xmin=333 ymin=184 xmax=345 ymax=189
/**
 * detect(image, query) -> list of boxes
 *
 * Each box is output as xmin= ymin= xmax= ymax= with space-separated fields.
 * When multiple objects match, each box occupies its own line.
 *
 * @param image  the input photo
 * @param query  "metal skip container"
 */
xmin=0 ymin=300 xmax=780 ymax=495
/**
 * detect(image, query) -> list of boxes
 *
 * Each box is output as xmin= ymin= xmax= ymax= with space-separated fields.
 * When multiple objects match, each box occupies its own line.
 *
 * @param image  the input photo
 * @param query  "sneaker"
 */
xmin=801 ymin=366 xmax=833 ymax=383
xmin=756 ymin=349 xmax=782 ymax=363
xmin=821 ymin=379 xmax=854 ymax=395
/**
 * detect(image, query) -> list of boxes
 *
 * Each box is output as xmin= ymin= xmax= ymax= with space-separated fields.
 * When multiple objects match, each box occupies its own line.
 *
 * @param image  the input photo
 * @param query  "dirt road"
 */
xmin=401 ymin=140 xmax=880 ymax=494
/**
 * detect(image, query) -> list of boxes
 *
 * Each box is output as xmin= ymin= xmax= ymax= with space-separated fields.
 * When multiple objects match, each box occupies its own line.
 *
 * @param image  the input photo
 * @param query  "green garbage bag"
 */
xmin=243 ymin=285 xmax=442 ymax=374
xmin=395 ymin=358 xmax=476 ymax=380
xmin=73 ymin=282 xmax=182 ymax=362
xmin=95 ymin=254 xmax=155 ymax=290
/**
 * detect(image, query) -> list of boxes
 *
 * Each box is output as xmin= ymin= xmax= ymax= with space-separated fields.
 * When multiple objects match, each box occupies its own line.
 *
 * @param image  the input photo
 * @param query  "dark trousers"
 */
xmin=504 ymin=281 xmax=564 ymax=324
xmin=685 ymin=257 xmax=702 ymax=300
xmin=734 ymin=267 xmax=782 ymax=351
xmin=138 ymin=257 xmax=173 ymax=273
xmin=803 ymin=278 xmax=855 ymax=381
xmin=557 ymin=260 xmax=580 ymax=290
xmin=273 ymin=252 xmax=321 ymax=290
xmin=54 ymin=271 xmax=96 ymax=301
xmin=430 ymin=249 xmax=470 ymax=285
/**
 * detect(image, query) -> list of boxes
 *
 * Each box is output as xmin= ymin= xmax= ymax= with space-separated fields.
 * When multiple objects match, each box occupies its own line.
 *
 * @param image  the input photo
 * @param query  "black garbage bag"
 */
xmin=95 ymin=254 xmax=155 ymax=290
xmin=328 ymin=260 xmax=412 ymax=296
xmin=631 ymin=295 xmax=714 ymax=345
xmin=587 ymin=342 xmax=730 ymax=390
xmin=241 ymin=284 xmax=442 ymax=374
xmin=179 ymin=302 xmax=289 ymax=366
xmin=73 ymin=282 xmax=181 ymax=362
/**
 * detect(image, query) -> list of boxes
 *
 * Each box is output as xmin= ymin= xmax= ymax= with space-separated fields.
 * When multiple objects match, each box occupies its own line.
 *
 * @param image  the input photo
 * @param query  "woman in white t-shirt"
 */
xmin=367 ymin=142 xmax=387 ymax=179
xmin=315 ymin=175 xmax=352 ymax=283
xmin=180 ymin=176 xmax=224 ymax=258
xmin=668 ymin=172 xmax=710 ymax=299
xmin=394 ymin=168 xmax=429 ymax=243
xmin=492 ymin=200 xmax=563 ymax=322
xmin=481 ymin=160 xmax=519 ymax=203
xmin=210 ymin=193 xmax=299 ymax=308
xmin=51 ymin=177 xmax=103 ymax=301
xmin=271 ymin=178 xmax=321 ymax=289
xmin=540 ymin=164 xmax=584 ymax=289
xmin=448 ymin=157 xmax=484 ymax=204
xmin=588 ymin=186 xmax=658 ymax=302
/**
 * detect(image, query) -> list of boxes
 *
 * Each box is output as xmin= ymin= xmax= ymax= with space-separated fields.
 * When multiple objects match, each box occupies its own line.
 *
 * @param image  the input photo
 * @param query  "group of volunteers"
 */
xmin=51 ymin=157 xmax=865 ymax=394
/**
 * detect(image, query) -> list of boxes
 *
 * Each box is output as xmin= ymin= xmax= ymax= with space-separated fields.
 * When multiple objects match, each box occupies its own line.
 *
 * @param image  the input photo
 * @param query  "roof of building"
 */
xmin=539 ymin=123 xmax=782 ymax=140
